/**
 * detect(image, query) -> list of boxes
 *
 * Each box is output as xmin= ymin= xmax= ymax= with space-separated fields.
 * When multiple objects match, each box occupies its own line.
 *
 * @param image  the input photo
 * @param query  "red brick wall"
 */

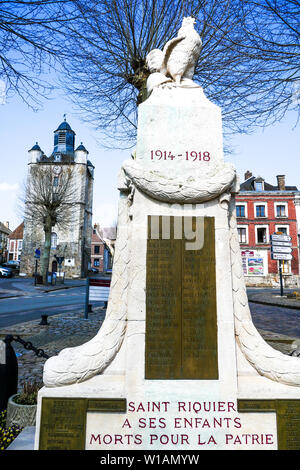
xmin=91 ymin=229 xmax=105 ymax=271
xmin=236 ymin=194 xmax=299 ymax=275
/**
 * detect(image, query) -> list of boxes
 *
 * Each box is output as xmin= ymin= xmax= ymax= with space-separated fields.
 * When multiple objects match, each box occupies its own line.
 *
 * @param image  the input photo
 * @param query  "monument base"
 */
xmin=35 ymin=78 xmax=300 ymax=451
xmin=35 ymin=189 xmax=300 ymax=450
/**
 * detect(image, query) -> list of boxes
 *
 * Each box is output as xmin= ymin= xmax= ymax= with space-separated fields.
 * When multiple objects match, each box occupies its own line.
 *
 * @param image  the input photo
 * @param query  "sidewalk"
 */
xmin=247 ymin=288 xmax=300 ymax=310
xmin=0 ymin=278 xmax=86 ymax=299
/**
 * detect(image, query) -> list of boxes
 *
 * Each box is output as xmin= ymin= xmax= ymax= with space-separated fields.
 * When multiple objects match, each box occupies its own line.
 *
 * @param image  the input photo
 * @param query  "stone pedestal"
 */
xmin=35 ymin=86 xmax=300 ymax=451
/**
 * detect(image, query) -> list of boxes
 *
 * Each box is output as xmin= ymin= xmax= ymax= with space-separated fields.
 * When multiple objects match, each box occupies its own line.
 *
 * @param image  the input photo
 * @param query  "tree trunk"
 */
xmin=40 ymin=222 xmax=52 ymax=285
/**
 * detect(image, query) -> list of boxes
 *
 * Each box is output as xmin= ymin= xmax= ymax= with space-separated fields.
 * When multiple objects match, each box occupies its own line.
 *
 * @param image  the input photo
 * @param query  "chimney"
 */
xmin=276 ymin=175 xmax=286 ymax=191
xmin=244 ymin=170 xmax=252 ymax=181
xmin=4 ymin=221 xmax=9 ymax=228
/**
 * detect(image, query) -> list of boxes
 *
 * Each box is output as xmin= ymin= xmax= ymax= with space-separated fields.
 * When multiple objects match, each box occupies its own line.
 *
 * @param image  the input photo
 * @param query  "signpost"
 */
xmin=54 ymin=255 xmax=65 ymax=284
xmin=34 ymin=249 xmax=40 ymax=286
xmin=270 ymin=233 xmax=293 ymax=296
xmin=84 ymin=277 xmax=111 ymax=319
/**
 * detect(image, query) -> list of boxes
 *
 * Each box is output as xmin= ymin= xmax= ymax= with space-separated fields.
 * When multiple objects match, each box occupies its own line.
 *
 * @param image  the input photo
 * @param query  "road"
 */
xmin=249 ymin=302 xmax=300 ymax=338
xmin=0 ymin=277 xmax=102 ymax=328
xmin=1 ymin=279 xmax=300 ymax=337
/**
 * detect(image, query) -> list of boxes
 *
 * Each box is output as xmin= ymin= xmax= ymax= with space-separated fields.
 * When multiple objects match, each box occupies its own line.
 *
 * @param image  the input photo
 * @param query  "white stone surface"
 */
xmin=136 ymin=86 xmax=223 ymax=171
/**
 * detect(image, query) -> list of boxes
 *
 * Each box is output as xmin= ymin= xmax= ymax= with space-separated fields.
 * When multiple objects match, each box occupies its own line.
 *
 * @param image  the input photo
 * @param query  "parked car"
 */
xmin=89 ymin=267 xmax=99 ymax=273
xmin=2 ymin=261 xmax=20 ymax=274
xmin=4 ymin=260 xmax=20 ymax=267
xmin=0 ymin=266 xmax=13 ymax=278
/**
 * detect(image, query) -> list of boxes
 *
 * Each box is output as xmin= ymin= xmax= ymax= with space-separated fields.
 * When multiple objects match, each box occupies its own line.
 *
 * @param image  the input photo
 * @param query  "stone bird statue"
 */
xmin=146 ymin=17 xmax=202 ymax=89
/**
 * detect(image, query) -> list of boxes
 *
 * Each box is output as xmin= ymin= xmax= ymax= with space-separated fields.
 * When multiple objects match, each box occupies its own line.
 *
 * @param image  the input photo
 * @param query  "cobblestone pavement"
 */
xmin=0 ymin=307 xmax=106 ymax=391
xmin=1 ymin=289 xmax=300 ymax=391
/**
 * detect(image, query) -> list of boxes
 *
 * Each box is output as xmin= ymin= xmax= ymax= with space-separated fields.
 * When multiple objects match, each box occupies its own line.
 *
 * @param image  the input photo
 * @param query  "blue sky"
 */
xmin=0 ymin=89 xmax=299 ymax=232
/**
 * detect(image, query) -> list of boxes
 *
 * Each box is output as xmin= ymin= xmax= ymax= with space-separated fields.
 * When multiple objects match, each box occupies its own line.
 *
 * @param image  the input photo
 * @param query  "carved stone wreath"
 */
xmin=122 ymin=158 xmax=237 ymax=203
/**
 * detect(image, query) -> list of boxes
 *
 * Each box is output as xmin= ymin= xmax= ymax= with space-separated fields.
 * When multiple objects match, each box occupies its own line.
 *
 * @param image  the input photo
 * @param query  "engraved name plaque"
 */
xmin=145 ymin=216 xmax=218 ymax=380
xmin=39 ymin=398 xmax=87 ymax=450
xmin=238 ymin=399 xmax=300 ymax=450
xmin=39 ymin=398 xmax=126 ymax=450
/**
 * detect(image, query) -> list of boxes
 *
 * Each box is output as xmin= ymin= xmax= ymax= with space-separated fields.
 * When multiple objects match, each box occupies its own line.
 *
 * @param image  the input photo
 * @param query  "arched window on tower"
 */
xmin=51 ymin=232 xmax=58 ymax=249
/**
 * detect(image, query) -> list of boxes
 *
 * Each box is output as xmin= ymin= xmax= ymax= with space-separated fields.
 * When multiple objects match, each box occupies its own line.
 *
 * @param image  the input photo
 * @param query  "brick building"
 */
xmin=7 ymin=222 xmax=24 ymax=261
xmin=91 ymin=224 xmax=116 ymax=273
xmin=0 ymin=221 xmax=11 ymax=263
xmin=236 ymin=172 xmax=300 ymax=287
xmin=91 ymin=224 xmax=105 ymax=272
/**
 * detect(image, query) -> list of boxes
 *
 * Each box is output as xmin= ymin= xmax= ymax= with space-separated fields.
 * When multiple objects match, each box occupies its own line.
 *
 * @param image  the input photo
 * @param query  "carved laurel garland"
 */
xmin=229 ymin=197 xmax=300 ymax=387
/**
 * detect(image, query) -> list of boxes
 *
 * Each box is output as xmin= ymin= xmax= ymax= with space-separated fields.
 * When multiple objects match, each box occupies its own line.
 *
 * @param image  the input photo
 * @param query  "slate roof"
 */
xmin=54 ymin=120 xmax=74 ymax=133
xmin=9 ymin=222 xmax=24 ymax=240
xmin=76 ymin=143 xmax=89 ymax=153
xmin=0 ymin=222 xmax=11 ymax=236
xmin=29 ymin=142 xmax=42 ymax=152
xmin=240 ymin=176 xmax=298 ymax=192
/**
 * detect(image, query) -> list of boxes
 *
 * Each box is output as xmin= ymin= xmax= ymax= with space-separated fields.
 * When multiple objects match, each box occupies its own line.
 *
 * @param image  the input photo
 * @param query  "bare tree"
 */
xmin=238 ymin=0 xmax=300 ymax=128
xmin=0 ymin=0 xmax=77 ymax=107
xmin=24 ymin=164 xmax=75 ymax=283
xmin=60 ymin=0 xmax=299 ymax=147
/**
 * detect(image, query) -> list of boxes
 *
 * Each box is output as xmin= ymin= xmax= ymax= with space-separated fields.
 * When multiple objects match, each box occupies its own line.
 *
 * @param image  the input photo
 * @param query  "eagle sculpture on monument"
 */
xmin=146 ymin=16 xmax=202 ymax=95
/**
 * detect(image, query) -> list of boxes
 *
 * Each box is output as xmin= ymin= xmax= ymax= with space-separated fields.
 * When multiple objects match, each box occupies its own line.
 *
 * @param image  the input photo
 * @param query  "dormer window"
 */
xmin=54 ymin=154 xmax=61 ymax=162
xmin=254 ymin=178 xmax=265 ymax=191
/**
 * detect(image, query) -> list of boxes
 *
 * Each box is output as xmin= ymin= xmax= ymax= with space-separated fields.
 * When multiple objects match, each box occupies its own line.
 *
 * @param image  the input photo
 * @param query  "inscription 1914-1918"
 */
xmin=145 ymin=216 xmax=218 ymax=380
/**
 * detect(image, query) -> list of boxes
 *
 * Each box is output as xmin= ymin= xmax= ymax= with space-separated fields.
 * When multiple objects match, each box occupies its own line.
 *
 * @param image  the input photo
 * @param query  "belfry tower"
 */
xmin=20 ymin=117 xmax=94 ymax=279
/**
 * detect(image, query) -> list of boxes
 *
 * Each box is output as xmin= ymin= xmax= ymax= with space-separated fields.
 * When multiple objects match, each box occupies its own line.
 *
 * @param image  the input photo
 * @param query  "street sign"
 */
xmin=271 ymin=253 xmax=292 ymax=261
xmin=271 ymin=241 xmax=292 ymax=247
xmin=271 ymin=234 xmax=292 ymax=242
xmin=271 ymin=246 xmax=292 ymax=254
xmin=34 ymin=249 xmax=40 ymax=259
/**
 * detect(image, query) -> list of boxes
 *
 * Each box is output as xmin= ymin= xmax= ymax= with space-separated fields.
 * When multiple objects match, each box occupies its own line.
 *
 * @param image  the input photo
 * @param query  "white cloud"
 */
xmin=0 ymin=182 xmax=19 ymax=191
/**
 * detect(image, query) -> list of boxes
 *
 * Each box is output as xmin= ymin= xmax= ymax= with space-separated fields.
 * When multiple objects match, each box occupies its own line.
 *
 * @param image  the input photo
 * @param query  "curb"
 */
xmin=249 ymin=299 xmax=300 ymax=310
xmin=42 ymin=285 xmax=85 ymax=293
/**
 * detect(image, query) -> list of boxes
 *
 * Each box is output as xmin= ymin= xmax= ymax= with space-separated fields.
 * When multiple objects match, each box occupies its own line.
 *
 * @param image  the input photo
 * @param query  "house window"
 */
xmin=257 ymin=227 xmax=267 ymax=243
xmin=237 ymin=228 xmax=247 ymax=243
xmin=94 ymin=259 xmax=100 ymax=267
xmin=94 ymin=245 xmax=100 ymax=254
xmin=53 ymin=177 xmax=59 ymax=187
xmin=256 ymin=205 xmax=266 ymax=217
xmin=18 ymin=240 xmax=22 ymax=251
xmin=276 ymin=226 xmax=288 ymax=235
xmin=276 ymin=205 xmax=286 ymax=217
xmin=51 ymin=232 xmax=58 ymax=249
xmin=54 ymin=154 xmax=61 ymax=162
xmin=236 ymin=205 xmax=245 ymax=217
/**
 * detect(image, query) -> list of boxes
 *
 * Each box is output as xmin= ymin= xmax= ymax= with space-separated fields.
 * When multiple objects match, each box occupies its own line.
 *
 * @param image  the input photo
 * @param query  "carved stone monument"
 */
xmin=35 ymin=18 xmax=300 ymax=451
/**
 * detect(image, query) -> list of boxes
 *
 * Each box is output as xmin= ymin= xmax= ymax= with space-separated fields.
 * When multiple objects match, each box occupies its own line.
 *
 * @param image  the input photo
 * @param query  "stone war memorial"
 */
xmin=35 ymin=18 xmax=300 ymax=451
